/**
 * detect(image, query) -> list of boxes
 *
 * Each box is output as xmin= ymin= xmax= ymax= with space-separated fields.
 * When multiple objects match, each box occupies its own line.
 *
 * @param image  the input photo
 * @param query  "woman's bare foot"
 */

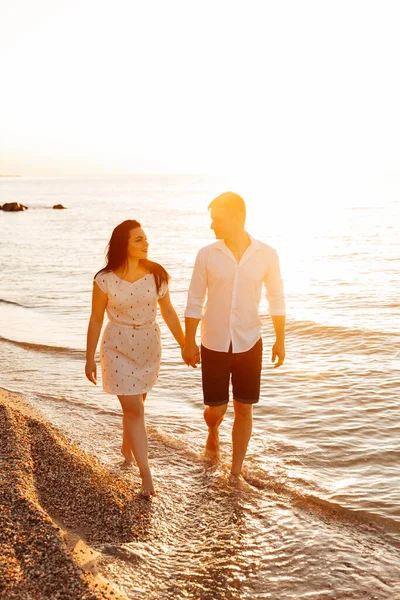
xmin=140 ymin=487 xmax=155 ymax=498
xmin=205 ymin=427 xmax=220 ymax=458
xmin=139 ymin=468 xmax=155 ymax=497
xmin=121 ymin=443 xmax=134 ymax=465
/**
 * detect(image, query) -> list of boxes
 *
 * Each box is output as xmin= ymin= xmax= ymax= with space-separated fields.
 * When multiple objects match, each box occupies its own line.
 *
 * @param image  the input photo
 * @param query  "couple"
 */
xmin=85 ymin=192 xmax=286 ymax=497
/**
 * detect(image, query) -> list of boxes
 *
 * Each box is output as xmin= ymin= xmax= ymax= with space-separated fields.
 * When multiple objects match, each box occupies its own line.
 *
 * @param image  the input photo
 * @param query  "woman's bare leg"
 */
xmin=118 ymin=394 xmax=154 ymax=495
xmin=121 ymin=392 xmax=147 ymax=464
xmin=121 ymin=416 xmax=134 ymax=464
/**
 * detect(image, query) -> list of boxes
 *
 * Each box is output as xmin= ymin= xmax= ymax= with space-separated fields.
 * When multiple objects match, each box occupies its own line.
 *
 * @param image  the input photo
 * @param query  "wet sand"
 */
xmin=2 ymin=386 xmax=400 ymax=599
xmin=0 ymin=388 xmax=147 ymax=600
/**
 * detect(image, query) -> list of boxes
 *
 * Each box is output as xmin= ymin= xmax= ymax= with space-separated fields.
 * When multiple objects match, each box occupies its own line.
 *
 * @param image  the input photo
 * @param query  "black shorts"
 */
xmin=200 ymin=339 xmax=262 ymax=406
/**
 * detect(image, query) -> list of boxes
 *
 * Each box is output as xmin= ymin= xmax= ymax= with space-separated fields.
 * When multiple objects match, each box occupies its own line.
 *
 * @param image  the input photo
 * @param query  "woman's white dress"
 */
xmin=94 ymin=271 xmax=168 ymax=395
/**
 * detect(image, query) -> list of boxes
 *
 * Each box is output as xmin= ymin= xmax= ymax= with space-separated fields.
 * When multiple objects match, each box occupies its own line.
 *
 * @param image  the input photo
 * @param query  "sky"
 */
xmin=1 ymin=0 xmax=400 ymax=201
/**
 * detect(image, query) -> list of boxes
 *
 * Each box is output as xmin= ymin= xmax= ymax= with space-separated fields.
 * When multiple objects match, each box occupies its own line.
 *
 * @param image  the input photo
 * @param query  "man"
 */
xmin=182 ymin=191 xmax=286 ymax=478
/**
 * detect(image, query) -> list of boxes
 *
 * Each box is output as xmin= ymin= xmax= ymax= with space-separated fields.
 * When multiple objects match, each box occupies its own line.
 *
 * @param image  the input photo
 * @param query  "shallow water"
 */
xmin=1 ymin=176 xmax=400 ymax=598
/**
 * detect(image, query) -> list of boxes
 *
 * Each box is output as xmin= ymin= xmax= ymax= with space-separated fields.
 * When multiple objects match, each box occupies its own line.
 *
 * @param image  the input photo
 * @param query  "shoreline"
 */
xmin=0 ymin=387 xmax=144 ymax=600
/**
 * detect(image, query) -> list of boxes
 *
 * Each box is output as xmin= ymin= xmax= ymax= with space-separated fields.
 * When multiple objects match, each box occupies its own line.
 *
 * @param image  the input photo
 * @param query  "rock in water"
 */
xmin=53 ymin=204 xmax=67 ymax=209
xmin=1 ymin=202 xmax=28 ymax=211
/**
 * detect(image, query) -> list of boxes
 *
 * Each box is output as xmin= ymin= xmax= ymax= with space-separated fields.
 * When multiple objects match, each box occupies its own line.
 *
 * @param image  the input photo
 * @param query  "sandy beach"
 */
xmin=0 ymin=387 xmax=146 ymax=600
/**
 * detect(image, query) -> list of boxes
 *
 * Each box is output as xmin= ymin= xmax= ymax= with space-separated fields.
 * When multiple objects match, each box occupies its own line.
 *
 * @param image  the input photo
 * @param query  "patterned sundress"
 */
xmin=94 ymin=271 xmax=168 ymax=395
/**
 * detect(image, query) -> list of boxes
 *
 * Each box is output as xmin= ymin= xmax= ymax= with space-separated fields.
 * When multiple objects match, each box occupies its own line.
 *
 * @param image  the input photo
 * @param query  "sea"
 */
xmin=0 ymin=175 xmax=399 ymax=599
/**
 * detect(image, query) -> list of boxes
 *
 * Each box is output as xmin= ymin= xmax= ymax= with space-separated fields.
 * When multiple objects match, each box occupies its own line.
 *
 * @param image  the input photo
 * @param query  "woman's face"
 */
xmin=127 ymin=227 xmax=149 ymax=260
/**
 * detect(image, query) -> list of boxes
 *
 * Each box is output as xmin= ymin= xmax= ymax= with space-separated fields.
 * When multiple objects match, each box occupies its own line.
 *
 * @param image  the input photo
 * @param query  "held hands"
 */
xmin=85 ymin=359 xmax=97 ymax=384
xmin=182 ymin=339 xmax=284 ymax=368
xmin=272 ymin=340 xmax=285 ymax=368
xmin=181 ymin=340 xmax=201 ymax=368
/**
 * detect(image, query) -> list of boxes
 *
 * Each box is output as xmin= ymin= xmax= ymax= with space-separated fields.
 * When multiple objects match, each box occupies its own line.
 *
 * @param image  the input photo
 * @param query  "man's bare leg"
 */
xmin=203 ymin=404 xmax=228 ymax=456
xmin=231 ymin=400 xmax=253 ymax=476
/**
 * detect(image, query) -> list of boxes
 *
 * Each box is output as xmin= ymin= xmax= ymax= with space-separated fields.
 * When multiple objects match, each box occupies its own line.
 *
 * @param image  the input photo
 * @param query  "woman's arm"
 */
xmin=85 ymin=282 xmax=108 ymax=384
xmin=158 ymin=290 xmax=185 ymax=348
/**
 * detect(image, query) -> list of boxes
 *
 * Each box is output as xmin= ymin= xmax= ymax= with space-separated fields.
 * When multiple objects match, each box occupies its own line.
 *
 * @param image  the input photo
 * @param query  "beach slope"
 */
xmin=0 ymin=388 xmax=141 ymax=600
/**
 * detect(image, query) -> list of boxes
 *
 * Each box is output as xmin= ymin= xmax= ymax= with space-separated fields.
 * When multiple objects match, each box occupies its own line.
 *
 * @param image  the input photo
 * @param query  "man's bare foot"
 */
xmin=228 ymin=472 xmax=254 ymax=492
xmin=228 ymin=472 xmax=245 ymax=488
xmin=205 ymin=427 xmax=220 ymax=458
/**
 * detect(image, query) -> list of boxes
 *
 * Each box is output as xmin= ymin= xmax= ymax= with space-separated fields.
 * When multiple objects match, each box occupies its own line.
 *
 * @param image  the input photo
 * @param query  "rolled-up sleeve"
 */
xmin=264 ymin=249 xmax=286 ymax=316
xmin=185 ymin=249 xmax=208 ymax=319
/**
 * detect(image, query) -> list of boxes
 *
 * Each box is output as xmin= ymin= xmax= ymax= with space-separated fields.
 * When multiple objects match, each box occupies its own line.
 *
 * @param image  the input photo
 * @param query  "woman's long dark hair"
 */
xmin=95 ymin=220 xmax=169 ymax=294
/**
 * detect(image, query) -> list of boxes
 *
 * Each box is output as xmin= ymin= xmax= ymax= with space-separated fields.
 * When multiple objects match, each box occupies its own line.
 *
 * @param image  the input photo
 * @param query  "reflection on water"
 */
xmin=1 ymin=176 xmax=400 ymax=598
xmin=92 ymin=435 xmax=400 ymax=600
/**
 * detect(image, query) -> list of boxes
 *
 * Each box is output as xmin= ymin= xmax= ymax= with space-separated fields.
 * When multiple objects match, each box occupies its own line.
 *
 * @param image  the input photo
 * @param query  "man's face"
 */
xmin=210 ymin=206 xmax=237 ymax=240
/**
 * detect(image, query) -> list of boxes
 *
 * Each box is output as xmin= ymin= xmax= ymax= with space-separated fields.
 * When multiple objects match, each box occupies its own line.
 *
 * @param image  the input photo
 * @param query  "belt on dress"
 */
xmin=108 ymin=319 xmax=156 ymax=330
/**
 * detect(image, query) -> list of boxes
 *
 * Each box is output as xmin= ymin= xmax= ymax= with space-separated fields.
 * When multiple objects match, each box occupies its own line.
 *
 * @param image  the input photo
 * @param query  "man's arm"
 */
xmin=182 ymin=249 xmax=207 ymax=368
xmin=264 ymin=248 xmax=286 ymax=368
xmin=183 ymin=317 xmax=201 ymax=367
xmin=271 ymin=315 xmax=286 ymax=368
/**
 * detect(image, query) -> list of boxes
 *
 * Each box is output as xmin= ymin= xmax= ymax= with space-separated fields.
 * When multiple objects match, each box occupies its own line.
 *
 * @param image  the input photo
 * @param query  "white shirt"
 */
xmin=185 ymin=235 xmax=286 ymax=353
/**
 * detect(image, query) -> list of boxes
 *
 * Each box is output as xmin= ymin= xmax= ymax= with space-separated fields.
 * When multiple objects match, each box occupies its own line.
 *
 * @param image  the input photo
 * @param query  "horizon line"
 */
xmin=0 ymin=172 xmax=217 ymax=179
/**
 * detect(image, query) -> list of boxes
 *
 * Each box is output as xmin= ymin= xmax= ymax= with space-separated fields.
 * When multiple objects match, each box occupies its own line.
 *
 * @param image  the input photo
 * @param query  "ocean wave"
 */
xmin=0 ymin=298 xmax=28 ymax=308
xmin=0 ymin=335 xmax=84 ymax=358
xmin=284 ymin=318 xmax=394 ymax=342
xmin=243 ymin=470 xmax=400 ymax=542
xmin=146 ymin=425 xmax=400 ymax=542
xmin=33 ymin=392 xmax=105 ymax=413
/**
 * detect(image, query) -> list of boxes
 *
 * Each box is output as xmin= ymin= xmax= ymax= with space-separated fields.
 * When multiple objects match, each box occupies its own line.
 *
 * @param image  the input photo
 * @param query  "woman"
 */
xmin=85 ymin=219 xmax=185 ymax=496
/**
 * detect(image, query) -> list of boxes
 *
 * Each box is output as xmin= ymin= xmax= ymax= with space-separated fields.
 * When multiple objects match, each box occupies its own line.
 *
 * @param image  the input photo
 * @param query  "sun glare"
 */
xmin=1 ymin=2 xmax=400 ymax=180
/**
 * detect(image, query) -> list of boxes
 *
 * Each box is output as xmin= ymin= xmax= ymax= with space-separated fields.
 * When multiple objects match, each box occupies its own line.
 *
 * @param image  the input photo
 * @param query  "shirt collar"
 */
xmin=215 ymin=235 xmax=261 ymax=263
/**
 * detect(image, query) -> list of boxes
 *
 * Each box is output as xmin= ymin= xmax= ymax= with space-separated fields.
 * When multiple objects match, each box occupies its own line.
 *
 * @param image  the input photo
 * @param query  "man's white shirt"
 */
xmin=185 ymin=235 xmax=286 ymax=353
